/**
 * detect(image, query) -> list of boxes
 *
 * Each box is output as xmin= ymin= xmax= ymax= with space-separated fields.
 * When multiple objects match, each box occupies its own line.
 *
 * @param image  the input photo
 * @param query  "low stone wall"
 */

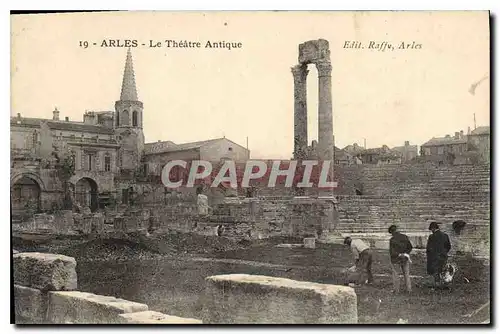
xmin=101 ymin=197 xmax=338 ymax=241
xmin=13 ymin=252 xmax=202 ymax=324
xmin=202 ymin=274 xmax=358 ymax=324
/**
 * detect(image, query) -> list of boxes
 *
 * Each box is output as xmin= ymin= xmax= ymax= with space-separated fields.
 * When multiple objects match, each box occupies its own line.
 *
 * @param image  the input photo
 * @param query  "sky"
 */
xmin=11 ymin=11 xmax=490 ymax=159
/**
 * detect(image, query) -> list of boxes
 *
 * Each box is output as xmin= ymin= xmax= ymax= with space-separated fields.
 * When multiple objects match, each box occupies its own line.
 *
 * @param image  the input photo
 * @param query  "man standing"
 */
xmin=344 ymin=237 xmax=374 ymax=285
xmin=426 ymin=222 xmax=451 ymax=288
xmin=388 ymin=225 xmax=413 ymax=293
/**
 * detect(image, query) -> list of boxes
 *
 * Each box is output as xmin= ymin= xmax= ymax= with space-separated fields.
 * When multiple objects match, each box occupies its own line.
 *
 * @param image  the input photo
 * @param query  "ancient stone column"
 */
xmin=316 ymin=61 xmax=333 ymax=160
xmin=292 ymin=65 xmax=309 ymax=159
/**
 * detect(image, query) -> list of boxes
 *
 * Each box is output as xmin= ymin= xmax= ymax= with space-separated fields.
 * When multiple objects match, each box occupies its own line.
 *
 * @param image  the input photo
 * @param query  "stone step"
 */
xmin=336 ymin=224 xmax=489 ymax=231
xmin=336 ymin=195 xmax=490 ymax=201
xmin=339 ymin=208 xmax=490 ymax=213
xmin=351 ymin=211 xmax=490 ymax=217
xmin=336 ymin=224 xmax=490 ymax=231
xmin=337 ymin=218 xmax=490 ymax=224
xmin=343 ymin=214 xmax=490 ymax=220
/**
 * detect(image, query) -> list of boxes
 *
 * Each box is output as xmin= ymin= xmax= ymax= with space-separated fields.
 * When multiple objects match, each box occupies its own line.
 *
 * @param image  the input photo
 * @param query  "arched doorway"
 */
xmin=74 ymin=178 xmax=98 ymax=212
xmin=11 ymin=175 xmax=41 ymax=216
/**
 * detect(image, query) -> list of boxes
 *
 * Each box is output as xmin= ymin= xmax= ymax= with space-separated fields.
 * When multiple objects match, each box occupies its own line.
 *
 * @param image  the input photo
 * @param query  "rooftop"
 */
xmin=471 ymin=126 xmax=490 ymax=136
xmin=11 ymin=116 xmax=114 ymax=135
xmin=422 ymin=136 xmax=468 ymax=147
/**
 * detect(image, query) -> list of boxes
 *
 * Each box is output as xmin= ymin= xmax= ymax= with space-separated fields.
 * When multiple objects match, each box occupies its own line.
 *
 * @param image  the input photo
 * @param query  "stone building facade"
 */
xmin=143 ymin=138 xmax=250 ymax=177
xmin=392 ymin=141 xmax=418 ymax=163
xmin=10 ymin=49 xmax=249 ymax=215
xmin=421 ymin=128 xmax=490 ymax=165
xmin=468 ymin=126 xmax=490 ymax=164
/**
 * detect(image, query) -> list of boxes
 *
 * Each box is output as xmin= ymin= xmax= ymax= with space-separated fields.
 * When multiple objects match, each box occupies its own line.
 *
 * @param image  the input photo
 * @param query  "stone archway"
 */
xmin=74 ymin=177 xmax=99 ymax=212
xmin=11 ymin=175 xmax=42 ymax=216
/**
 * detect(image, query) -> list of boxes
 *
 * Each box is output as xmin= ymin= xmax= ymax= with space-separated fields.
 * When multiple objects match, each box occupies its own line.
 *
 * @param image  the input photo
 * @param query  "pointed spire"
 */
xmin=119 ymin=48 xmax=138 ymax=101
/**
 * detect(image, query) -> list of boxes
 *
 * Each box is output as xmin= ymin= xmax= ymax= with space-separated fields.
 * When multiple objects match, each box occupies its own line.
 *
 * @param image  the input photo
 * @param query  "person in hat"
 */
xmin=426 ymin=222 xmax=451 ymax=288
xmin=344 ymin=236 xmax=373 ymax=285
xmin=388 ymin=225 xmax=413 ymax=293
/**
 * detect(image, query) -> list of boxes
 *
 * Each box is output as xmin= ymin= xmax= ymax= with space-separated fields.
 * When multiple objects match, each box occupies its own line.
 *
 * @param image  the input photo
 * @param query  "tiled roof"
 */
xmin=422 ymin=136 xmax=468 ymax=147
xmin=343 ymin=144 xmax=364 ymax=153
xmin=47 ymin=121 xmax=114 ymax=134
xmin=145 ymin=140 xmax=176 ymax=148
xmin=145 ymin=138 xmax=249 ymax=155
xmin=471 ymin=126 xmax=490 ymax=135
xmin=361 ymin=146 xmax=392 ymax=155
xmin=334 ymin=147 xmax=351 ymax=159
xmin=392 ymin=145 xmax=418 ymax=152
xmin=160 ymin=138 xmax=223 ymax=152
xmin=10 ymin=117 xmax=44 ymax=128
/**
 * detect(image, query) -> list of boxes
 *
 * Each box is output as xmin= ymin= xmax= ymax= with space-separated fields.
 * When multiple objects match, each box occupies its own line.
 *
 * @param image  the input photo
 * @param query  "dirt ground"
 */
xmin=12 ymin=233 xmax=490 ymax=324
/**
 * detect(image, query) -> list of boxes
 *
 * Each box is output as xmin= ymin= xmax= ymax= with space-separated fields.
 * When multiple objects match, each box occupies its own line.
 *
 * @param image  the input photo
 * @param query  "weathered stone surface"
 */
xmin=304 ymin=237 xmax=316 ymax=249
xmin=47 ymin=291 xmax=149 ymax=324
xmin=14 ymin=285 xmax=47 ymax=323
xmin=202 ymin=274 xmax=358 ymax=324
xmin=73 ymin=214 xmax=91 ymax=234
xmin=13 ymin=252 xmax=77 ymax=291
xmin=299 ymin=39 xmax=330 ymax=64
xmin=91 ymin=213 xmax=105 ymax=234
xmin=118 ymin=311 xmax=202 ymax=324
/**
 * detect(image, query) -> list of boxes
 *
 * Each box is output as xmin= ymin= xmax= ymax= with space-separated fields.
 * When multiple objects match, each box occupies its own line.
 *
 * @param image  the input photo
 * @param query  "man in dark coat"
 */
xmin=389 ymin=225 xmax=413 ymax=293
xmin=426 ymin=222 xmax=451 ymax=287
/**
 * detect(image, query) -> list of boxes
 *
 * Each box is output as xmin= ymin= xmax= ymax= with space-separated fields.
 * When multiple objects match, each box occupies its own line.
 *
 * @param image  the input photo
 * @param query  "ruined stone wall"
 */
xmin=102 ymin=196 xmax=337 ymax=240
xmin=13 ymin=252 xmax=202 ymax=324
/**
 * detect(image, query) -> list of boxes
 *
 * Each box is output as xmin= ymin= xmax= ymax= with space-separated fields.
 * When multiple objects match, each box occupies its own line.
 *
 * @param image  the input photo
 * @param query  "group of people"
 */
xmin=343 ymin=221 xmax=452 ymax=293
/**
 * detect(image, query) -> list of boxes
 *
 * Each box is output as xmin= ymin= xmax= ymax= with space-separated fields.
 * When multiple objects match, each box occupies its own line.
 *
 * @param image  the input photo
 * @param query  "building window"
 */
xmin=437 ymin=147 xmax=444 ymax=155
xmin=87 ymin=154 xmax=93 ymax=171
xmin=143 ymin=163 xmax=148 ymax=176
xmin=116 ymin=112 xmax=120 ymax=126
xmin=122 ymin=110 xmax=129 ymax=126
xmin=32 ymin=131 xmax=38 ymax=148
xmin=228 ymin=147 xmax=233 ymax=151
xmin=104 ymin=155 xmax=111 ymax=172
xmin=132 ymin=111 xmax=138 ymax=127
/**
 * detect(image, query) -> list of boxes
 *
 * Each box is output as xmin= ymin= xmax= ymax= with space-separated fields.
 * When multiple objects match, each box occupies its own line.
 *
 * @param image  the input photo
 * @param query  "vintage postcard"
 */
xmin=10 ymin=11 xmax=490 ymax=325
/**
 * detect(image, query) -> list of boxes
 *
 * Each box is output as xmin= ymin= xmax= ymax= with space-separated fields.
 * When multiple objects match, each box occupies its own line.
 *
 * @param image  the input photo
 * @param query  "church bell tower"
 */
xmin=115 ymin=48 xmax=145 ymax=172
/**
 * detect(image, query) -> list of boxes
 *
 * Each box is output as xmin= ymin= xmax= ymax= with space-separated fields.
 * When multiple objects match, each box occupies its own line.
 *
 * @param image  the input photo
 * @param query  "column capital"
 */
xmin=291 ymin=64 xmax=309 ymax=82
xmin=316 ymin=61 xmax=332 ymax=77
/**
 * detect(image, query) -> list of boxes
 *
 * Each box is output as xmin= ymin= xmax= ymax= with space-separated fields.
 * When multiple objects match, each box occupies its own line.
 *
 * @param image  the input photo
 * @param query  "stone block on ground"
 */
xmin=47 ymin=291 xmax=149 ymax=324
xmin=202 ymin=274 xmax=358 ymax=324
xmin=13 ymin=252 xmax=77 ymax=291
xmin=118 ymin=311 xmax=202 ymax=324
xmin=14 ymin=285 xmax=47 ymax=323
